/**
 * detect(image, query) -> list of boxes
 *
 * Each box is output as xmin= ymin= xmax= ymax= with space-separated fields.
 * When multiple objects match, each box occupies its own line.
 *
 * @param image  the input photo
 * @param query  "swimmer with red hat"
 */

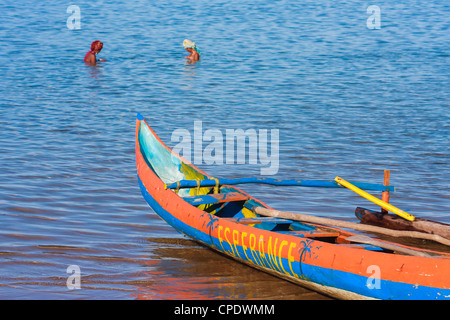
xmin=84 ymin=40 xmax=107 ymax=65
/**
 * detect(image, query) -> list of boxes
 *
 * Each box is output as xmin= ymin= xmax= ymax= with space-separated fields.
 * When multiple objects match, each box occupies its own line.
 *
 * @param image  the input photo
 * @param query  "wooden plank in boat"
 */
xmin=280 ymin=230 xmax=340 ymax=238
xmin=339 ymin=243 xmax=384 ymax=251
xmin=223 ymin=217 xmax=293 ymax=225
xmin=183 ymin=192 xmax=248 ymax=205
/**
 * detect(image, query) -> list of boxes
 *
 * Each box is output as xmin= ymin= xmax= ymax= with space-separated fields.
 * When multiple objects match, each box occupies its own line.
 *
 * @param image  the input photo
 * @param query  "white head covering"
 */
xmin=183 ymin=39 xmax=201 ymax=55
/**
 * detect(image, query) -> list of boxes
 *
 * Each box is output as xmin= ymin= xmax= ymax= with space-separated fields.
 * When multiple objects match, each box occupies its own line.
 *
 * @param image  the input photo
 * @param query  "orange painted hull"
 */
xmin=136 ymin=114 xmax=450 ymax=300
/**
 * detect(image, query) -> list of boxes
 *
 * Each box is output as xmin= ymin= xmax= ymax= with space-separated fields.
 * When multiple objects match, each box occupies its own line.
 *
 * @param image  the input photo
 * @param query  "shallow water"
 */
xmin=0 ymin=0 xmax=448 ymax=299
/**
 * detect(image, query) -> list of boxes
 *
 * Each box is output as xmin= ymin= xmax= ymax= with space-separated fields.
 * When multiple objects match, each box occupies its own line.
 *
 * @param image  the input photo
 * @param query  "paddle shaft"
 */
xmin=253 ymin=206 xmax=450 ymax=247
xmin=335 ymin=176 xmax=415 ymax=221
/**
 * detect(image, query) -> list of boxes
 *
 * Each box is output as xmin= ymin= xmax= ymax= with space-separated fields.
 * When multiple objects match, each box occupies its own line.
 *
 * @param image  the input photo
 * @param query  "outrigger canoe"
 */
xmin=135 ymin=114 xmax=450 ymax=300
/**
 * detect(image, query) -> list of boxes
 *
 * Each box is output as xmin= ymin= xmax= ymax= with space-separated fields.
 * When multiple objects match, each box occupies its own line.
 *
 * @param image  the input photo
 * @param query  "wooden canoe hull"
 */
xmin=136 ymin=115 xmax=450 ymax=300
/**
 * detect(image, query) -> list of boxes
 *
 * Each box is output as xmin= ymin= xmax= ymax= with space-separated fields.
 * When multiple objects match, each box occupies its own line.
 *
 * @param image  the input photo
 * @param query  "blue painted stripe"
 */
xmin=138 ymin=175 xmax=450 ymax=300
xmin=165 ymin=178 xmax=395 ymax=192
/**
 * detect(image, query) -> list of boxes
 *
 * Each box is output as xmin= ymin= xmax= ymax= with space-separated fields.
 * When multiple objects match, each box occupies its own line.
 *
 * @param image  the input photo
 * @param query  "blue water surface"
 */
xmin=0 ymin=0 xmax=448 ymax=299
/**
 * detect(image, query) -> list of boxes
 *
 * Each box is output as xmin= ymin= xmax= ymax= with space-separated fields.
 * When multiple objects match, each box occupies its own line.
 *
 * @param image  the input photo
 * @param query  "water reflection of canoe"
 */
xmin=135 ymin=114 xmax=450 ymax=300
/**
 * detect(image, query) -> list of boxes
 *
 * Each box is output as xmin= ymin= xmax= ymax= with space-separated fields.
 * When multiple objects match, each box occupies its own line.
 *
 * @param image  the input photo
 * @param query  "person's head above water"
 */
xmin=90 ymin=40 xmax=103 ymax=54
xmin=183 ymin=39 xmax=200 ymax=54
xmin=183 ymin=39 xmax=200 ymax=62
xmin=84 ymin=40 xmax=106 ymax=65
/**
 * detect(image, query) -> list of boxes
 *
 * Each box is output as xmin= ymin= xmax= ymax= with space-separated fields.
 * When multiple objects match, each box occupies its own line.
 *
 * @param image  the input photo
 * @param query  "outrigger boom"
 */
xmin=164 ymin=177 xmax=394 ymax=192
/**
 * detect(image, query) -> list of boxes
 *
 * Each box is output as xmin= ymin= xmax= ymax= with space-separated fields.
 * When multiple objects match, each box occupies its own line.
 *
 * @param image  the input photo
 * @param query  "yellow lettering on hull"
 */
xmin=216 ymin=225 xmax=300 ymax=278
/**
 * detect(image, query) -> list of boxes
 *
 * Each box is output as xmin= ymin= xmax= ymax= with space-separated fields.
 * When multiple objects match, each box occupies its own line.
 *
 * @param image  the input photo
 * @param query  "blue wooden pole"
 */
xmin=164 ymin=177 xmax=394 ymax=192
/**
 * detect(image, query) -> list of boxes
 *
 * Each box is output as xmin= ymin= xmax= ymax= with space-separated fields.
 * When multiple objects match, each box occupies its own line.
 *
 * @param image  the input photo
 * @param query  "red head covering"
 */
xmin=90 ymin=40 xmax=103 ymax=52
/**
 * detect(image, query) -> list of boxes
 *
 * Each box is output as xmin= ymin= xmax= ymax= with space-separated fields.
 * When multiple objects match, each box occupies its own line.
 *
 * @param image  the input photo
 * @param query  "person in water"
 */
xmin=183 ymin=39 xmax=200 ymax=62
xmin=84 ymin=40 xmax=106 ymax=65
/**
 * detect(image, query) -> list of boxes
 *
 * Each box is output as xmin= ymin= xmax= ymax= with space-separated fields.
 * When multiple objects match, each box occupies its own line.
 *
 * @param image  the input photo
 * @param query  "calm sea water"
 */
xmin=0 ymin=0 xmax=448 ymax=299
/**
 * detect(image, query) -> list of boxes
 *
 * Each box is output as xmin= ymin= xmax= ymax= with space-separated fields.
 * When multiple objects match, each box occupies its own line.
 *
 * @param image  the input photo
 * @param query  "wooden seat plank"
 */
xmin=281 ymin=230 xmax=340 ymax=238
xmin=223 ymin=217 xmax=293 ymax=225
xmin=183 ymin=192 xmax=248 ymax=206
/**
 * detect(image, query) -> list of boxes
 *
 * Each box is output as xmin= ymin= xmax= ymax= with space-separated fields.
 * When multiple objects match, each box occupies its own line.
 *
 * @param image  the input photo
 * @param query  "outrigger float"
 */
xmin=135 ymin=114 xmax=450 ymax=300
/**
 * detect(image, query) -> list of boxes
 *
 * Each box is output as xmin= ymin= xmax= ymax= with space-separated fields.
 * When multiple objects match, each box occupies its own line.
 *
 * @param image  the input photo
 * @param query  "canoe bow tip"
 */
xmin=137 ymin=113 xmax=144 ymax=121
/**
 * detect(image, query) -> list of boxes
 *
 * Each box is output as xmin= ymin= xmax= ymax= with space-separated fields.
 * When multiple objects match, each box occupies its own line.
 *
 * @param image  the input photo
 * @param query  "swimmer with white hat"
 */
xmin=183 ymin=39 xmax=200 ymax=62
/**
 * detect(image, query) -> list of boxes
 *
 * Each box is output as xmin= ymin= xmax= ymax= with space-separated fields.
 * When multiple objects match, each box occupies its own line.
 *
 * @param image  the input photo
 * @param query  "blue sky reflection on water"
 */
xmin=0 ymin=0 xmax=448 ymax=299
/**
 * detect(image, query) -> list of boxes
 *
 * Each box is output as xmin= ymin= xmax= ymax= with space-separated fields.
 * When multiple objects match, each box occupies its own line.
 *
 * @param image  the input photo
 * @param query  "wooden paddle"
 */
xmin=335 ymin=176 xmax=416 ymax=222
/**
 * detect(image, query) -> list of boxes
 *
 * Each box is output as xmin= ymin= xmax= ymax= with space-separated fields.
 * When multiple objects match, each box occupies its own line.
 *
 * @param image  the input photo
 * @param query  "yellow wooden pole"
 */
xmin=335 ymin=176 xmax=415 ymax=222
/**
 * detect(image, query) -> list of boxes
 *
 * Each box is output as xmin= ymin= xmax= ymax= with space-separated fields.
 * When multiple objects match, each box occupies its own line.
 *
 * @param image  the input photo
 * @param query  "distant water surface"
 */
xmin=0 ymin=0 xmax=448 ymax=299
